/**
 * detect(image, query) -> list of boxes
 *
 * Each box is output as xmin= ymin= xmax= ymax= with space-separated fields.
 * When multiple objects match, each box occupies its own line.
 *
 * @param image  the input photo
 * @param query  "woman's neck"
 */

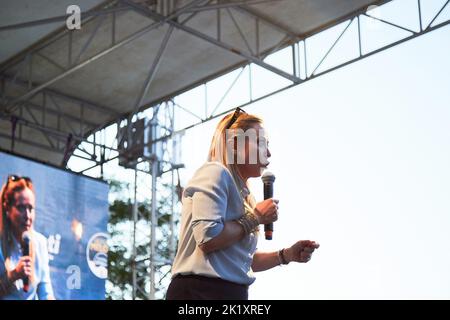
xmin=236 ymin=165 xmax=249 ymax=183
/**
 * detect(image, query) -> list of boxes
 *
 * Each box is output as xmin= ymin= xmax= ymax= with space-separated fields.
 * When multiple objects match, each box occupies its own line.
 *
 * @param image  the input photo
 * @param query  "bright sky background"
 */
xmin=67 ymin=0 xmax=450 ymax=299
xmin=249 ymin=28 xmax=450 ymax=300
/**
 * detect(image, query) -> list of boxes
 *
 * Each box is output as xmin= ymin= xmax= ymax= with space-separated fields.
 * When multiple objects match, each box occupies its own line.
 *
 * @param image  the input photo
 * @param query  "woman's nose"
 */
xmin=25 ymin=207 xmax=33 ymax=219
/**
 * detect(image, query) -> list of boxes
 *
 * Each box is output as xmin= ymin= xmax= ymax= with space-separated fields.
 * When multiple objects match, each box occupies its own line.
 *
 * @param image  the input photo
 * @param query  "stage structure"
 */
xmin=115 ymin=101 xmax=184 ymax=299
xmin=0 ymin=0 xmax=449 ymax=299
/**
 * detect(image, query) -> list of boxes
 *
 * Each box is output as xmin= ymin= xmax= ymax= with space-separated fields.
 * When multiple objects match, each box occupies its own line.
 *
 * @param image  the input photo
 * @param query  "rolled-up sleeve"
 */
xmin=187 ymin=164 xmax=229 ymax=245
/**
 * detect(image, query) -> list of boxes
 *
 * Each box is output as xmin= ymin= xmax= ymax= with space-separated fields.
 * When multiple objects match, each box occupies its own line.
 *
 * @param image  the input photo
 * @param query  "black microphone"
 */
xmin=261 ymin=171 xmax=276 ymax=240
xmin=21 ymin=232 xmax=30 ymax=292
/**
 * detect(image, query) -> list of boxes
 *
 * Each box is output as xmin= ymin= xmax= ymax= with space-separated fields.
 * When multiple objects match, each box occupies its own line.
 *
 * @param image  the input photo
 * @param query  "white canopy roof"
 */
xmin=0 ymin=0 xmax=387 ymax=166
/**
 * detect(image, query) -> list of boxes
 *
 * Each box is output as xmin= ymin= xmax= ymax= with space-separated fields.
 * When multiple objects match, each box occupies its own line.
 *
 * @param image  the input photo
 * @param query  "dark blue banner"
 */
xmin=0 ymin=151 xmax=109 ymax=300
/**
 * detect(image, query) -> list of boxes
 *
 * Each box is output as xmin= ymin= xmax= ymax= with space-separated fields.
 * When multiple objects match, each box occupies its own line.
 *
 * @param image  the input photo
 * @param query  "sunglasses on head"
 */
xmin=7 ymin=175 xmax=32 ymax=183
xmin=2 ymin=175 xmax=33 ymax=204
xmin=225 ymin=107 xmax=247 ymax=130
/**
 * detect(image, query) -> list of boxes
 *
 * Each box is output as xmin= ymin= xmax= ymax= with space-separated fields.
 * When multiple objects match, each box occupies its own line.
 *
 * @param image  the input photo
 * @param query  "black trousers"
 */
xmin=166 ymin=274 xmax=249 ymax=300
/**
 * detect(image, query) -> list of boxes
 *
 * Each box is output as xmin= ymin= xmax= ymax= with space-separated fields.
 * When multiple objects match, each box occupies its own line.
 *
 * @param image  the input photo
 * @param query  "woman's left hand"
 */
xmin=285 ymin=240 xmax=320 ymax=263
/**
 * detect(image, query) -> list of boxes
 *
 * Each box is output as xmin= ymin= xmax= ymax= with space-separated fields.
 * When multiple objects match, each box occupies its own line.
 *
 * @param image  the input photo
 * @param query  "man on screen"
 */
xmin=0 ymin=175 xmax=55 ymax=300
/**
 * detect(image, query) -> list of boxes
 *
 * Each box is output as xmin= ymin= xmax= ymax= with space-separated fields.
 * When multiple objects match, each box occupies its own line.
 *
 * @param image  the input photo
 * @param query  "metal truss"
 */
xmin=78 ymin=101 xmax=183 ymax=300
xmin=0 ymin=0 xmax=260 ymax=165
xmin=0 ymin=0 xmax=387 ymax=167
xmin=0 ymin=0 xmax=207 ymax=165
xmin=122 ymin=101 xmax=183 ymax=300
xmin=112 ymin=0 xmax=450 ymax=156
xmin=1 ymin=0 xmax=448 ymax=168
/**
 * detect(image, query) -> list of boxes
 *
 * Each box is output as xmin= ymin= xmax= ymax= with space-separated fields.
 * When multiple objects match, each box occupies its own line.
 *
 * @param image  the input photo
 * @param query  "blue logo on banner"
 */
xmin=87 ymin=233 xmax=109 ymax=279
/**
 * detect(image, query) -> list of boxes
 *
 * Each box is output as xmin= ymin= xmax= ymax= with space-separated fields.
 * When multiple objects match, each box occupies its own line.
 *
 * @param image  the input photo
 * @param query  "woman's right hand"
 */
xmin=254 ymin=198 xmax=279 ymax=225
xmin=8 ymin=256 xmax=32 ymax=282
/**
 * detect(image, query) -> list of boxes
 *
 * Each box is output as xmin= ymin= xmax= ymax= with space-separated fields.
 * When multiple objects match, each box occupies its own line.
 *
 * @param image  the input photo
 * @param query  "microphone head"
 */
xmin=22 ymin=231 xmax=30 ymax=245
xmin=261 ymin=171 xmax=276 ymax=184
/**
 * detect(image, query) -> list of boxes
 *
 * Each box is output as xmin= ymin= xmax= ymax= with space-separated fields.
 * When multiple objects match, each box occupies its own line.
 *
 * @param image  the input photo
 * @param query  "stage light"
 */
xmin=71 ymin=219 xmax=83 ymax=241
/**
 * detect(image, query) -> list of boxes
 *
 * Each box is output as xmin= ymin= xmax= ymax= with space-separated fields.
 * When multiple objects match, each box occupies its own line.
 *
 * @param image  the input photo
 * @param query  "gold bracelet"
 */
xmin=277 ymin=250 xmax=283 ymax=265
xmin=236 ymin=217 xmax=250 ymax=234
xmin=237 ymin=212 xmax=259 ymax=235
xmin=278 ymin=248 xmax=289 ymax=265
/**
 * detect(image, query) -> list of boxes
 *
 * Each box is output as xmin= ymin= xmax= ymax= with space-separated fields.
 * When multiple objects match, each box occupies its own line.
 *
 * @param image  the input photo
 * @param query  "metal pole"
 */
xmin=122 ymin=0 xmax=302 ymax=84
xmin=131 ymin=25 xmax=174 ymax=118
xmin=150 ymin=157 xmax=158 ymax=300
xmin=169 ymin=133 xmax=176 ymax=262
xmin=149 ymin=109 xmax=159 ymax=300
xmin=169 ymin=169 xmax=175 ymax=261
xmin=132 ymin=167 xmax=138 ymax=300
xmin=169 ymin=102 xmax=176 ymax=261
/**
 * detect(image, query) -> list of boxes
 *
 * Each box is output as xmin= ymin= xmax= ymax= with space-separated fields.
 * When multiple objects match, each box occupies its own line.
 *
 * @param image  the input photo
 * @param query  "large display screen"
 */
xmin=0 ymin=151 xmax=109 ymax=299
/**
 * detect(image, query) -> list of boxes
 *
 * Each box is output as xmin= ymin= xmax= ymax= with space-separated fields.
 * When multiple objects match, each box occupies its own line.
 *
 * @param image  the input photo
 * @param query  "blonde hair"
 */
xmin=208 ymin=110 xmax=263 ymax=211
xmin=0 ymin=177 xmax=35 ymax=285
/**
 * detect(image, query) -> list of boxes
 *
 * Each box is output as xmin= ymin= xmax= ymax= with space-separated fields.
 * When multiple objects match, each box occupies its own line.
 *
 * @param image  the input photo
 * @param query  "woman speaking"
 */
xmin=166 ymin=108 xmax=319 ymax=300
xmin=0 ymin=175 xmax=54 ymax=300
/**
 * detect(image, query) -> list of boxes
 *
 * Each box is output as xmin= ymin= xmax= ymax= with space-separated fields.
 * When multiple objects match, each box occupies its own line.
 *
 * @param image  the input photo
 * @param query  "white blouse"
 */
xmin=171 ymin=162 xmax=258 ymax=285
